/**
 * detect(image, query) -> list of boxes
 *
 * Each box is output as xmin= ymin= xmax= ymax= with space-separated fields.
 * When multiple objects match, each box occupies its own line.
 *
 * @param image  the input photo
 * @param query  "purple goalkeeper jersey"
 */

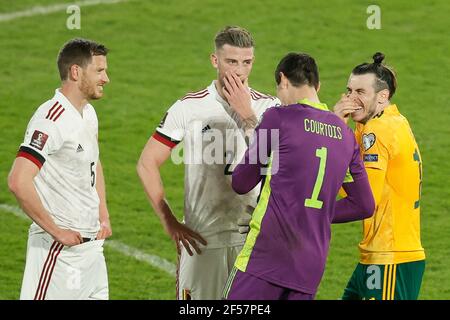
xmin=232 ymin=99 xmax=369 ymax=294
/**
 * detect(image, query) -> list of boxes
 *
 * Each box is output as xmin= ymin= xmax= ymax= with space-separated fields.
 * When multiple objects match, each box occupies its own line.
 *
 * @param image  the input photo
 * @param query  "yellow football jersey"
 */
xmin=355 ymin=104 xmax=425 ymax=264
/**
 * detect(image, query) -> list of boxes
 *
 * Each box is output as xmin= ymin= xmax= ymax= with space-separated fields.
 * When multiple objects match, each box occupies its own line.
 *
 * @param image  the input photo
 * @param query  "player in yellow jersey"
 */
xmin=333 ymin=52 xmax=425 ymax=300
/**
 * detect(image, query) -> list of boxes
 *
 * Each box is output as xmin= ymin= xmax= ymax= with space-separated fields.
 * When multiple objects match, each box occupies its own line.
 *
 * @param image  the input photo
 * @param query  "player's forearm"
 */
xmin=136 ymin=160 xmax=176 ymax=224
xmin=95 ymin=160 xmax=109 ymax=222
xmin=333 ymin=178 xmax=375 ymax=223
xmin=232 ymin=145 xmax=263 ymax=194
xmin=9 ymin=178 xmax=61 ymax=237
xmin=232 ymin=166 xmax=261 ymax=194
xmin=241 ymin=114 xmax=258 ymax=146
xmin=232 ymin=113 xmax=277 ymax=193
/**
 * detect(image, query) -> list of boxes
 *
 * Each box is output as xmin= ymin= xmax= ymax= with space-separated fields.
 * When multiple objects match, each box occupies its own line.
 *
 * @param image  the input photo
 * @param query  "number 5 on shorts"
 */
xmin=305 ymin=147 xmax=328 ymax=209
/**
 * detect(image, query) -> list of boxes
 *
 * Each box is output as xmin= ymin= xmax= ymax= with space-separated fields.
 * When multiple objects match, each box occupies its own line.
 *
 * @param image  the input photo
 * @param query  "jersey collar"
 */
xmin=209 ymin=81 xmax=228 ymax=106
xmin=384 ymin=104 xmax=399 ymax=115
xmin=371 ymin=104 xmax=399 ymax=120
xmin=209 ymin=80 xmax=255 ymax=108
xmin=297 ymin=98 xmax=329 ymax=111
xmin=54 ymin=89 xmax=88 ymax=118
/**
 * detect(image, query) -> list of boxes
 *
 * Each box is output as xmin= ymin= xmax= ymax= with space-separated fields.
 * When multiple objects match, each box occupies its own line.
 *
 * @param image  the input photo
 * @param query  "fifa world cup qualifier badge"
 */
xmin=30 ymin=130 xmax=49 ymax=151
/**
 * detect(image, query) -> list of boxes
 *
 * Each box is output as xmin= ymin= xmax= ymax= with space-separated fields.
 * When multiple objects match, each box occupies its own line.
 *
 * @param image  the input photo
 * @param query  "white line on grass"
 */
xmin=0 ymin=203 xmax=29 ymax=219
xmin=0 ymin=203 xmax=176 ymax=277
xmin=0 ymin=0 xmax=128 ymax=23
xmin=106 ymin=240 xmax=176 ymax=276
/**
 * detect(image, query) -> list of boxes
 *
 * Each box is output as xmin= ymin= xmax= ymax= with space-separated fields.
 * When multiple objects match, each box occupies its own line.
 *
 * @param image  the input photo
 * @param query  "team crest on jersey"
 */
xmin=158 ymin=112 xmax=168 ymax=128
xmin=30 ymin=130 xmax=49 ymax=151
xmin=362 ymin=133 xmax=376 ymax=151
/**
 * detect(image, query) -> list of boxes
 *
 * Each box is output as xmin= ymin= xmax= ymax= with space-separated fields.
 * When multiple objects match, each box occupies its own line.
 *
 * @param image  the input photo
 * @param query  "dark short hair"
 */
xmin=214 ymin=26 xmax=254 ymax=50
xmin=275 ymin=52 xmax=319 ymax=89
xmin=352 ymin=52 xmax=397 ymax=99
xmin=57 ymin=38 xmax=108 ymax=81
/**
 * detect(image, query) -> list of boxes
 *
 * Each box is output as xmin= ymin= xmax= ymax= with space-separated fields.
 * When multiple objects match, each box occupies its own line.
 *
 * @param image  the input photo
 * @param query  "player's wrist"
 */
xmin=236 ymin=107 xmax=254 ymax=121
xmin=99 ymin=212 xmax=110 ymax=223
xmin=160 ymin=211 xmax=179 ymax=227
xmin=242 ymin=114 xmax=258 ymax=132
xmin=50 ymin=226 xmax=65 ymax=240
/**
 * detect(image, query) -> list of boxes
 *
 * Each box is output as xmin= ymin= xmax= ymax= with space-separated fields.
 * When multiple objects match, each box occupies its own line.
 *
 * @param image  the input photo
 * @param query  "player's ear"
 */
xmin=69 ymin=64 xmax=80 ymax=81
xmin=316 ymin=81 xmax=321 ymax=93
xmin=210 ymin=53 xmax=218 ymax=69
xmin=377 ymin=88 xmax=389 ymax=104
xmin=279 ymin=72 xmax=289 ymax=89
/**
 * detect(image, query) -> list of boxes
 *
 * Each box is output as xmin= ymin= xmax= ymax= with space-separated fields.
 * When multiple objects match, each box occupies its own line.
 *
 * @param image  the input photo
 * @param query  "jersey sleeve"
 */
xmin=333 ymin=129 xmax=375 ymax=223
xmin=344 ymin=130 xmax=367 ymax=183
xmin=232 ymin=107 xmax=280 ymax=194
xmin=358 ymin=122 xmax=396 ymax=171
xmin=153 ymin=100 xmax=185 ymax=149
xmin=353 ymin=123 xmax=393 ymax=205
xmin=17 ymin=118 xmax=64 ymax=169
xmin=333 ymin=175 xmax=375 ymax=223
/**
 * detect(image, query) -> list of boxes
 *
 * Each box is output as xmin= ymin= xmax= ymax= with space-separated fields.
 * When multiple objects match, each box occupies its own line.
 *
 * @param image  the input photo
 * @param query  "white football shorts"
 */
xmin=20 ymin=231 xmax=108 ymax=300
xmin=177 ymin=245 xmax=242 ymax=300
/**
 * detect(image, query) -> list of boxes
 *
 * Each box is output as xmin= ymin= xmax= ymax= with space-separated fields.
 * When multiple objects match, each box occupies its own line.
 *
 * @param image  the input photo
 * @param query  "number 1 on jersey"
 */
xmin=305 ymin=147 xmax=328 ymax=209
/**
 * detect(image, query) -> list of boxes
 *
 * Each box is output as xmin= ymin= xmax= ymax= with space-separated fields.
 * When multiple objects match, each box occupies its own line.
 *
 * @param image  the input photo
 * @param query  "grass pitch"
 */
xmin=0 ymin=0 xmax=449 ymax=299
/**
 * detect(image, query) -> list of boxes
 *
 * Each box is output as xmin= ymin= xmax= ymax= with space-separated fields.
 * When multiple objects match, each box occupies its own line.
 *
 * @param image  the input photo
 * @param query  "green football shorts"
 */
xmin=342 ymin=260 xmax=425 ymax=300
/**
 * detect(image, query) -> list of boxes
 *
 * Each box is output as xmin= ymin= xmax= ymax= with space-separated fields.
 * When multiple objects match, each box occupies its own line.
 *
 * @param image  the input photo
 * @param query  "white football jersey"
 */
xmin=154 ymin=81 xmax=280 ymax=248
xmin=17 ymin=89 xmax=100 ymax=236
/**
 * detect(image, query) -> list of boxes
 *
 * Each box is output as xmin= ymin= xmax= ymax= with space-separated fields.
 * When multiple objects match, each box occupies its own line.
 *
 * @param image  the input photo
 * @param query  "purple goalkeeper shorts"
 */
xmin=224 ymin=268 xmax=314 ymax=300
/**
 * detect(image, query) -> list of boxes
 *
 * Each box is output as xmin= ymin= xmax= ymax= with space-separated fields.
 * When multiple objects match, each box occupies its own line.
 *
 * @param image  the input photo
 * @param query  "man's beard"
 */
xmin=80 ymin=76 xmax=101 ymax=100
xmin=218 ymin=77 xmax=225 ymax=88
xmin=360 ymin=98 xmax=378 ymax=124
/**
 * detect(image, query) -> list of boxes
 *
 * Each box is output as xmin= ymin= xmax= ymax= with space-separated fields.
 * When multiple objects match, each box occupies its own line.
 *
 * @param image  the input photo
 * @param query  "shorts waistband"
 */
xmin=82 ymin=237 xmax=97 ymax=243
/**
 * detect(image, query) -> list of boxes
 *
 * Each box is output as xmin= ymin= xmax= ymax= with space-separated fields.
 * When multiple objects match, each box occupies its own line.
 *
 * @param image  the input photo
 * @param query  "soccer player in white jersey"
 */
xmin=137 ymin=26 xmax=280 ymax=300
xmin=7 ymin=39 xmax=111 ymax=300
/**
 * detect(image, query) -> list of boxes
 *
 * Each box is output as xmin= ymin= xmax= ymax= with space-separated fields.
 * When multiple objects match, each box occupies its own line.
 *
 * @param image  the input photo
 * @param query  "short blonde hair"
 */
xmin=214 ymin=26 xmax=254 ymax=50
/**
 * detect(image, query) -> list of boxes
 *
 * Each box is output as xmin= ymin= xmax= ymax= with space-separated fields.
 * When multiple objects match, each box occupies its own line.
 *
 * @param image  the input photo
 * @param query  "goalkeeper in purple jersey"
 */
xmin=223 ymin=53 xmax=375 ymax=300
